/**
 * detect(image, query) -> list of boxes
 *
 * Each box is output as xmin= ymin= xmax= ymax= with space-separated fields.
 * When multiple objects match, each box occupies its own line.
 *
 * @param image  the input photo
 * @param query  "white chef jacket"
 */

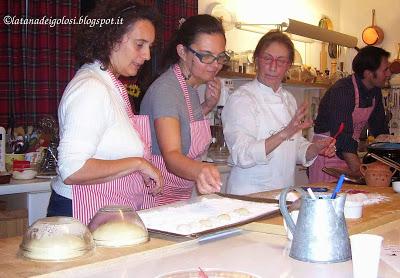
xmin=221 ymin=79 xmax=315 ymax=195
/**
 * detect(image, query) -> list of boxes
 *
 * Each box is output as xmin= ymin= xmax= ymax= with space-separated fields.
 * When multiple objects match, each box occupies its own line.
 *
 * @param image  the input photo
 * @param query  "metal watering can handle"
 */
xmin=279 ymin=186 xmax=307 ymax=235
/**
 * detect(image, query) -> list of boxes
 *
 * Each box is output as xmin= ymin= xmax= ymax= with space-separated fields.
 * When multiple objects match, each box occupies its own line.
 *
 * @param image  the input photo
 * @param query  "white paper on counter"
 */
xmin=138 ymin=195 xmax=279 ymax=236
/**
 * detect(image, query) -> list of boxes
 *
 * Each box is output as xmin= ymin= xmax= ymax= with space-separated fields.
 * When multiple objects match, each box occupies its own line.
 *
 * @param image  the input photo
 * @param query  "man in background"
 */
xmin=309 ymin=46 xmax=391 ymax=182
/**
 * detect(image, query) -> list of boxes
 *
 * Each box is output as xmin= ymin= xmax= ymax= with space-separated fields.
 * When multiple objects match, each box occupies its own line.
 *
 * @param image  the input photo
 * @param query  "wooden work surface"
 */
xmin=248 ymin=183 xmax=400 ymax=235
xmin=0 ymin=235 xmax=187 ymax=278
xmin=1 ymin=183 xmax=400 ymax=277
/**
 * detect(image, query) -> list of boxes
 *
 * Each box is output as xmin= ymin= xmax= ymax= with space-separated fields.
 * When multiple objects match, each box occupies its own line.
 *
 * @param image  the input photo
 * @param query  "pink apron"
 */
xmin=72 ymin=71 xmax=152 ymax=225
xmin=309 ymin=75 xmax=375 ymax=183
xmin=142 ymin=64 xmax=212 ymax=208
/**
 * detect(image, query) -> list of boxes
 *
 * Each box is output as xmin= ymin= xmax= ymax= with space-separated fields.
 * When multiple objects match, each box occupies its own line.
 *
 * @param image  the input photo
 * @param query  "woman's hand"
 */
xmin=281 ymin=102 xmax=313 ymax=140
xmin=315 ymin=137 xmax=337 ymax=157
xmin=306 ymin=137 xmax=336 ymax=161
xmin=265 ymin=102 xmax=313 ymax=156
xmin=202 ymin=77 xmax=221 ymax=115
xmin=195 ymin=162 xmax=222 ymax=194
xmin=137 ymin=159 xmax=163 ymax=196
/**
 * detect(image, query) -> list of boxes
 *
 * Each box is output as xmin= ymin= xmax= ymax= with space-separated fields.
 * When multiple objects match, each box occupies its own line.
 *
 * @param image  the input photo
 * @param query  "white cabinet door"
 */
xmin=27 ymin=191 xmax=51 ymax=225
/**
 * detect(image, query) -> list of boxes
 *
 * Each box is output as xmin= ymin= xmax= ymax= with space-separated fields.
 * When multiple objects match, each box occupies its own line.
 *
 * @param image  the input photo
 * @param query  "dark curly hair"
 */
xmin=74 ymin=0 xmax=159 ymax=69
xmin=161 ymin=14 xmax=225 ymax=72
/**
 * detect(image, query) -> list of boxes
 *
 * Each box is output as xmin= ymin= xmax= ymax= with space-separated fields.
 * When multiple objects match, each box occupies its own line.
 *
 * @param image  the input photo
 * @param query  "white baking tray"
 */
xmin=137 ymin=193 xmax=280 ymax=238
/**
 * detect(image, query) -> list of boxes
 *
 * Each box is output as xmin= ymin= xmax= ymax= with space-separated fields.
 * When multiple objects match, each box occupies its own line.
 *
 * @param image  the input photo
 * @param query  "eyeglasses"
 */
xmin=187 ymin=46 xmax=230 ymax=65
xmin=260 ymin=54 xmax=290 ymax=67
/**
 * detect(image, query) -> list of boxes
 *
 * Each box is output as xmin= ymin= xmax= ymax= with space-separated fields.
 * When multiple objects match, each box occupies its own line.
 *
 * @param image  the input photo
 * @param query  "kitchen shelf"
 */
xmin=218 ymin=71 xmax=330 ymax=89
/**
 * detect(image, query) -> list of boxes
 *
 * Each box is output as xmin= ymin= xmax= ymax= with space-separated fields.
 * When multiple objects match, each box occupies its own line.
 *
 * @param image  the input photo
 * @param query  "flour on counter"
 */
xmin=346 ymin=193 xmax=390 ymax=205
xmin=138 ymin=197 xmax=278 ymax=236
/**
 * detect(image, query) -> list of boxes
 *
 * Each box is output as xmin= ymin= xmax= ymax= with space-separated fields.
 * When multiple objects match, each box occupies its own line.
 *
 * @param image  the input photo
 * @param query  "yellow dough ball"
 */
xmin=198 ymin=218 xmax=213 ymax=229
xmin=23 ymin=235 xmax=87 ymax=260
xmin=233 ymin=207 xmax=250 ymax=216
xmin=92 ymin=221 xmax=148 ymax=247
xmin=217 ymin=213 xmax=231 ymax=222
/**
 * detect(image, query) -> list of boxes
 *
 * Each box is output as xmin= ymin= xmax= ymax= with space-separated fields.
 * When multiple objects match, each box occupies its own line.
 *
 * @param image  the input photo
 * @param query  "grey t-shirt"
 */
xmin=140 ymin=67 xmax=204 ymax=155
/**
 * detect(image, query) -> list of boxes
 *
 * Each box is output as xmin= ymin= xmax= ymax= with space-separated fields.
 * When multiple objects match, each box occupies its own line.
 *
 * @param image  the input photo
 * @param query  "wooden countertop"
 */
xmin=0 ymin=235 xmax=186 ymax=278
xmin=247 ymin=183 xmax=400 ymax=235
xmin=2 ymin=183 xmax=400 ymax=277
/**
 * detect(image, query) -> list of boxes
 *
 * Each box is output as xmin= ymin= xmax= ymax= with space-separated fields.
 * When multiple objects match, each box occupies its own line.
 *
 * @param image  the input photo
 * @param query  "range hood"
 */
xmin=285 ymin=19 xmax=357 ymax=48
xmin=235 ymin=19 xmax=357 ymax=48
xmin=209 ymin=3 xmax=358 ymax=48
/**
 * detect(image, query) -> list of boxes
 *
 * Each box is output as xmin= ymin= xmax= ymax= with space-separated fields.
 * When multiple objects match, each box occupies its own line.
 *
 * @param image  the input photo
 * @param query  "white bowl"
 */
xmin=20 ymin=217 xmax=94 ymax=261
xmin=344 ymin=201 xmax=363 ymax=219
xmin=392 ymin=181 xmax=400 ymax=193
xmin=88 ymin=206 xmax=148 ymax=247
xmin=12 ymin=169 xmax=37 ymax=180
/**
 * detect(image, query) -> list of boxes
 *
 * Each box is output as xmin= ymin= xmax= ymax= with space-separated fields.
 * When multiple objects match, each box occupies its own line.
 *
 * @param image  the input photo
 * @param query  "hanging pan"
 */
xmin=362 ymin=9 xmax=384 ymax=45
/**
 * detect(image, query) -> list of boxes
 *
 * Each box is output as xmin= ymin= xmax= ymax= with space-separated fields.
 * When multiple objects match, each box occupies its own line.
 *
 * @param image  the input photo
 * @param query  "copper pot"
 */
xmin=360 ymin=161 xmax=395 ymax=187
xmin=362 ymin=9 xmax=384 ymax=45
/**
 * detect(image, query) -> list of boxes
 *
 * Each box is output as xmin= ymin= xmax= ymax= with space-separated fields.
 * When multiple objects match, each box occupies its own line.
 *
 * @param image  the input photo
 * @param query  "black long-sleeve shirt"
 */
xmin=314 ymin=75 xmax=389 ymax=158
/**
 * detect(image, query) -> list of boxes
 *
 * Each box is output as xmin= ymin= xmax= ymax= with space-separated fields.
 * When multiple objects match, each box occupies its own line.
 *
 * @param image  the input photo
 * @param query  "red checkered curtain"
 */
xmin=0 ymin=0 xmax=79 ymax=127
xmin=0 ymin=0 xmax=25 ymax=127
xmin=120 ymin=0 xmax=198 ymax=113
xmin=157 ymin=0 xmax=197 ymax=49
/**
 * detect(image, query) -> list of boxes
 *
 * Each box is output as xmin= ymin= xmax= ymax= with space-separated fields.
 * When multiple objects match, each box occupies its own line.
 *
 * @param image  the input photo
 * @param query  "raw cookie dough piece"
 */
xmin=92 ymin=221 xmax=148 ymax=247
xmin=198 ymin=218 xmax=213 ymax=229
xmin=216 ymin=213 xmax=231 ymax=223
xmin=233 ymin=207 xmax=250 ymax=216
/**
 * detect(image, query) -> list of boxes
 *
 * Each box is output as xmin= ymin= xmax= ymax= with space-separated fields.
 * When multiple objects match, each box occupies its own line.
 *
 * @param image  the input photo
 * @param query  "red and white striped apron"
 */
xmin=142 ymin=64 xmax=212 ymax=208
xmin=72 ymin=71 xmax=152 ymax=225
xmin=309 ymin=75 xmax=375 ymax=183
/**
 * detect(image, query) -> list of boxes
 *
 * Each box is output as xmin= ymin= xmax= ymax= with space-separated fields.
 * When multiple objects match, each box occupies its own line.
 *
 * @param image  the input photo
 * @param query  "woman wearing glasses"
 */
xmin=222 ymin=31 xmax=336 ymax=195
xmin=140 ymin=14 xmax=228 ymax=206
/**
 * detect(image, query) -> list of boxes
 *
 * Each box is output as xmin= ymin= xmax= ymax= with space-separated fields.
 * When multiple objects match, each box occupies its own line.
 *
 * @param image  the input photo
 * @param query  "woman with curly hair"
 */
xmin=47 ymin=0 xmax=163 ymax=224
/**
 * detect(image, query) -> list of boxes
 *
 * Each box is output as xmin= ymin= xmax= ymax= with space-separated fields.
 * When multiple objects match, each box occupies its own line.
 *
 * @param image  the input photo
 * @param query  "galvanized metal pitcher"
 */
xmin=279 ymin=186 xmax=351 ymax=263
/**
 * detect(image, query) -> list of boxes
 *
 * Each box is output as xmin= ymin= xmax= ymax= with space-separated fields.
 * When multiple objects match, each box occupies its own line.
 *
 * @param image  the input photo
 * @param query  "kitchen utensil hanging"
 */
xmin=390 ymin=43 xmax=400 ymax=74
xmin=362 ymin=9 xmax=384 ymax=45
xmin=328 ymin=43 xmax=338 ymax=59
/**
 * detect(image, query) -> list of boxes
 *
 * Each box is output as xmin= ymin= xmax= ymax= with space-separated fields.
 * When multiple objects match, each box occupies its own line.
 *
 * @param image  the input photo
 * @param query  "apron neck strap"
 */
xmin=173 ymin=64 xmax=195 ymax=123
xmin=107 ymin=70 xmax=135 ymax=118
